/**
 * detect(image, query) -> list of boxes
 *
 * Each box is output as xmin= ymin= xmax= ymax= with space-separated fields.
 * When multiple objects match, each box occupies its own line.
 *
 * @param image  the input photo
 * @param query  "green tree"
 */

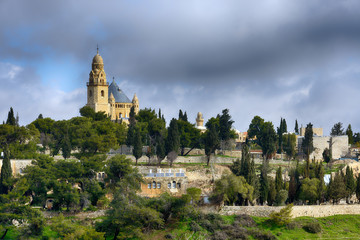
xmin=345 ymin=166 xmax=356 ymax=203
xmin=5 ymin=107 xmax=15 ymax=126
xmin=346 ymin=124 xmax=354 ymax=145
xmin=283 ymin=133 xmax=296 ymax=160
xmin=330 ymin=122 xmax=344 ymax=136
xmin=356 ymin=175 xmax=360 ymax=203
xmin=177 ymin=120 xmax=201 ymax=156
xmin=186 ymin=187 xmax=202 ymax=205
xmin=302 ymin=123 xmax=314 ymax=178
xmin=300 ymin=178 xmax=320 ymax=204
xmin=275 ymin=167 xmax=283 ymax=193
xmin=322 ymin=148 xmax=331 ymax=163
xmin=219 ymin=109 xmax=235 ymax=148
xmin=259 ymin=165 xmax=269 ymax=205
xmin=327 ymin=171 xmax=347 ymax=204
xmin=166 ymin=118 xmax=180 ymax=166
xmin=248 ymin=116 xmax=265 ymax=139
xmin=268 ymin=178 xmax=277 ymax=206
xmin=258 ymin=121 xmax=278 ymax=161
xmin=269 ymin=204 xmax=293 ymax=225
xmin=61 ymin=134 xmax=71 ymax=159
xmin=155 ymin=136 xmax=166 ymax=167
xmin=0 ymin=146 xmax=12 ymax=194
xmin=277 ymin=118 xmax=287 ymax=153
xmin=204 ymin=119 xmax=220 ymax=166
xmin=295 ymin=119 xmax=299 ymax=134
xmin=211 ymin=174 xmax=254 ymax=205
xmin=129 ymin=106 xmax=136 ymax=126
xmin=133 ymin=127 xmax=143 ymax=165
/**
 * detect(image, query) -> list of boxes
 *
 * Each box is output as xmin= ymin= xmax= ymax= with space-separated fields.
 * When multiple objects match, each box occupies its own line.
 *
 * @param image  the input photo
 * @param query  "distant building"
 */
xmin=137 ymin=167 xmax=187 ymax=198
xmin=297 ymin=135 xmax=349 ymax=160
xmin=195 ymin=112 xmax=206 ymax=133
xmin=300 ymin=127 xmax=323 ymax=137
xmin=86 ymin=48 xmax=139 ymax=123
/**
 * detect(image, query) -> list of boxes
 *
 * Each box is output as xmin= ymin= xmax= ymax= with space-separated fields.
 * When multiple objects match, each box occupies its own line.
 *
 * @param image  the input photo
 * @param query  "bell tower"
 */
xmin=87 ymin=47 xmax=110 ymax=115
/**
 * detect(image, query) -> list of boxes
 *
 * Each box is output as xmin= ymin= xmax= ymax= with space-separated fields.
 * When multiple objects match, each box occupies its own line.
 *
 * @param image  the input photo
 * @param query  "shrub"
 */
xmin=212 ymin=230 xmax=229 ymax=240
xmin=303 ymin=222 xmax=322 ymax=233
xmin=269 ymin=204 xmax=293 ymax=225
xmin=250 ymin=229 xmax=276 ymax=240
xmin=189 ymin=222 xmax=202 ymax=232
xmin=233 ymin=214 xmax=256 ymax=227
xmin=226 ymin=226 xmax=248 ymax=239
xmin=165 ymin=233 xmax=174 ymax=239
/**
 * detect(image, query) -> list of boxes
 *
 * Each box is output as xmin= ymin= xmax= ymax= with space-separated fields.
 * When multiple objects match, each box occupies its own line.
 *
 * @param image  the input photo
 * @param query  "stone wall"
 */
xmin=297 ymin=135 xmax=349 ymax=160
xmin=219 ymin=204 xmax=360 ymax=218
xmin=0 ymin=159 xmax=33 ymax=176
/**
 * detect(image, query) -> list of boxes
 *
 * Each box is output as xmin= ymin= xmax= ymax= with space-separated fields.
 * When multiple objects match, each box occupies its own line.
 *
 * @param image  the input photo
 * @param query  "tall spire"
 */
xmin=97 ymin=44 xmax=99 ymax=54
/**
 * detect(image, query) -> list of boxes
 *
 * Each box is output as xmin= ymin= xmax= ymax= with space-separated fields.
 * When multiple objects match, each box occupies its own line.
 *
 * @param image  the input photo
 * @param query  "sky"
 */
xmin=1 ymin=0 xmax=360 ymax=135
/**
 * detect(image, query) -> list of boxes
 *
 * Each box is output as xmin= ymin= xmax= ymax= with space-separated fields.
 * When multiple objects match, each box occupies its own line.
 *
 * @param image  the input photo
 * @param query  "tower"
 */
xmin=87 ymin=48 xmax=110 ymax=114
xmin=132 ymin=93 xmax=139 ymax=114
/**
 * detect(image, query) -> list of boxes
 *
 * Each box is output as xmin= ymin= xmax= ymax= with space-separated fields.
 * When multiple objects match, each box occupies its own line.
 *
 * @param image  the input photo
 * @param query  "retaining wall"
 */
xmin=219 ymin=204 xmax=360 ymax=218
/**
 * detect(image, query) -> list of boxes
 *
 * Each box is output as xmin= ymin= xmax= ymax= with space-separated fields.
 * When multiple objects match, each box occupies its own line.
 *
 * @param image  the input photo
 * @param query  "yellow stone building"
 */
xmin=86 ymin=49 xmax=139 ymax=122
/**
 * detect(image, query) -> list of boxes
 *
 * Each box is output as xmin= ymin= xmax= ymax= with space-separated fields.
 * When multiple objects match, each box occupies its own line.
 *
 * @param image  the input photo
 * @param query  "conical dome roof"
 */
xmin=108 ymin=79 xmax=132 ymax=103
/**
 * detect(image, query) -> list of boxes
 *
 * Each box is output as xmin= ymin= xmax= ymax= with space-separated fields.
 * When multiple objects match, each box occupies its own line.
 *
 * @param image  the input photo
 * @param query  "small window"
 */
xmin=102 ymin=173 xmax=105 ymax=179
xmin=168 ymin=183 xmax=171 ymax=189
xmin=157 ymin=183 xmax=161 ymax=189
xmin=153 ymin=181 xmax=156 ymax=189
xmin=172 ymin=181 xmax=176 ymax=189
xmin=148 ymin=183 xmax=151 ymax=189
xmin=98 ymin=173 xmax=101 ymax=179
xmin=89 ymin=90 xmax=92 ymax=97
xmin=120 ymin=113 xmax=122 ymax=118
xmin=101 ymin=90 xmax=104 ymax=97
xmin=177 ymin=183 xmax=181 ymax=189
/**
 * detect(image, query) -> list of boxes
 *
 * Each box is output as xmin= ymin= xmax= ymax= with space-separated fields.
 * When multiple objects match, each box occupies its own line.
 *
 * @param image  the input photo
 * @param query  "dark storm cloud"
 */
xmin=1 ymin=0 xmax=360 ymax=132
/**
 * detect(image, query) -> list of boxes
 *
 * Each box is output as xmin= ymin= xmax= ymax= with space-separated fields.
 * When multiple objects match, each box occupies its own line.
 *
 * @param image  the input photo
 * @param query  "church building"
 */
xmin=86 ymin=49 xmax=139 ymax=123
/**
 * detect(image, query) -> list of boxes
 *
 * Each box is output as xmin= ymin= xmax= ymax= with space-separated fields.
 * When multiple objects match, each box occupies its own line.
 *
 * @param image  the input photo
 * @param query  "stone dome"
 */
xmin=92 ymin=52 xmax=103 ymax=64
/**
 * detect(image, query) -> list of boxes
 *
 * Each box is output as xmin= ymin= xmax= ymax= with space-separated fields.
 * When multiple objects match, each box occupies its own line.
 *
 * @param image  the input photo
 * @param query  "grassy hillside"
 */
xmin=148 ymin=214 xmax=360 ymax=240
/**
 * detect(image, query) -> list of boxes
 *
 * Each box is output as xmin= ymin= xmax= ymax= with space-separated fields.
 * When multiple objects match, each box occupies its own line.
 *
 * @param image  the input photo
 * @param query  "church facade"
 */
xmin=86 ymin=50 xmax=139 ymax=123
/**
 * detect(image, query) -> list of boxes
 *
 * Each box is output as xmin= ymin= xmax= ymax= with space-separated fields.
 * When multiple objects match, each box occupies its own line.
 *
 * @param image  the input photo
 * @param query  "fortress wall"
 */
xmin=219 ymin=204 xmax=360 ymax=218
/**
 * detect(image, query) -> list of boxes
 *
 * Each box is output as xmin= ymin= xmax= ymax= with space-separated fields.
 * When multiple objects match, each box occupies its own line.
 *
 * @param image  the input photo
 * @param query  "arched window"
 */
xmin=157 ymin=183 xmax=161 ymax=189
xmin=101 ymin=90 xmax=104 ymax=97
xmin=177 ymin=183 xmax=181 ymax=189
xmin=102 ymin=173 xmax=105 ymax=179
xmin=168 ymin=183 xmax=171 ymax=189
xmin=89 ymin=90 xmax=92 ymax=97
xmin=172 ymin=181 xmax=176 ymax=189
xmin=153 ymin=181 xmax=156 ymax=189
xmin=119 ymin=113 xmax=122 ymax=118
xmin=98 ymin=173 xmax=101 ymax=179
xmin=148 ymin=183 xmax=151 ymax=189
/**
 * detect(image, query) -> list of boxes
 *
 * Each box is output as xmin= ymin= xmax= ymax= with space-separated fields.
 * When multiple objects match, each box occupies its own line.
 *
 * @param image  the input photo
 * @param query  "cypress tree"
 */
xmin=178 ymin=110 xmax=183 ymax=120
xmin=346 ymin=124 xmax=354 ymax=145
xmin=0 ymin=145 xmax=12 ymax=194
xmin=183 ymin=111 xmax=188 ymax=122
xmin=345 ymin=166 xmax=356 ymax=203
xmin=129 ymin=106 xmax=136 ymax=126
xmin=259 ymin=164 xmax=269 ymax=205
xmin=275 ymin=167 xmax=283 ymax=192
xmin=156 ymin=136 xmax=166 ymax=167
xmin=356 ymin=174 xmax=360 ymax=203
xmin=6 ymin=107 xmax=15 ymax=126
xmin=295 ymin=120 xmax=299 ymax=134
xmin=166 ymin=118 xmax=180 ymax=154
xmin=61 ymin=135 xmax=71 ymax=159
xmin=133 ymin=128 xmax=143 ymax=165
xmin=158 ymin=108 xmax=162 ymax=119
